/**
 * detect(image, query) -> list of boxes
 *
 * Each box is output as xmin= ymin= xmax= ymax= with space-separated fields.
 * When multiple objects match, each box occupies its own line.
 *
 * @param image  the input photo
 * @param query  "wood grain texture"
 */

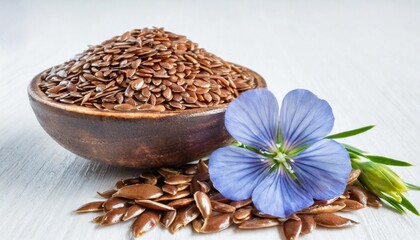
xmin=1 ymin=0 xmax=419 ymax=239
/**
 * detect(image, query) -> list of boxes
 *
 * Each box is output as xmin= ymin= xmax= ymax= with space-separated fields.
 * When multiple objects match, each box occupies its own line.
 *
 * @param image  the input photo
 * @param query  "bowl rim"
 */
xmin=28 ymin=64 xmax=266 ymax=119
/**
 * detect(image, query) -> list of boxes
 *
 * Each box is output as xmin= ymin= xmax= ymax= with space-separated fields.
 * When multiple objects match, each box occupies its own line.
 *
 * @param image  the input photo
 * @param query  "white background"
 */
xmin=1 ymin=0 xmax=420 ymax=239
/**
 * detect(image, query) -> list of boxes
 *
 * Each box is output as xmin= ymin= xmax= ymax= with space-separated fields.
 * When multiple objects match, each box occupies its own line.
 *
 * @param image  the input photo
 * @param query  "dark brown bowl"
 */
xmin=28 ymin=66 xmax=266 ymax=168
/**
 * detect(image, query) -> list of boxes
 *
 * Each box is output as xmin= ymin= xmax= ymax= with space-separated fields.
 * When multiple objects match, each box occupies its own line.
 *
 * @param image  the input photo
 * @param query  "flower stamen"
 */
xmin=273 ymin=152 xmax=298 ymax=181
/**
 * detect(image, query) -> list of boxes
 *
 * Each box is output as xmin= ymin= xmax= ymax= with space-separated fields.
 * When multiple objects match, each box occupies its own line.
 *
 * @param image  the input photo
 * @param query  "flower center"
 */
xmin=270 ymin=151 xmax=297 ymax=181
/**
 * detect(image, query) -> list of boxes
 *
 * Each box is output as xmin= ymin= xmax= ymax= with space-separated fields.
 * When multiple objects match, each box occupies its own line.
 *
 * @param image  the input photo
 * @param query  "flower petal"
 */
xmin=252 ymin=168 xmax=313 ymax=218
xmin=209 ymin=146 xmax=271 ymax=200
xmin=225 ymin=88 xmax=279 ymax=152
xmin=280 ymin=89 xmax=334 ymax=152
xmin=290 ymin=139 xmax=351 ymax=200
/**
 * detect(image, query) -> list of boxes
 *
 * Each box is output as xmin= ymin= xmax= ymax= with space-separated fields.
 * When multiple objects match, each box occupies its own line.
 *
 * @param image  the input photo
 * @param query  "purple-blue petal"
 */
xmin=209 ymin=146 xmax=271 ymax=201
xmin=225 ymin=88 xmax=279 ymax=152
xmin=290 ymin=139 xmax=351 ymax=200
xmin=280 ymin=89 xmax=334 ymax=152
xmin=252 ymin=168 xmax=314 ymax=218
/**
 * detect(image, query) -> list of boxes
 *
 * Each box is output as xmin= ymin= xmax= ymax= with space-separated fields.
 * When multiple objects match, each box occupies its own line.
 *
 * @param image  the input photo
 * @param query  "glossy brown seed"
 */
xmin=162 ymin=184 xmax=178 ymax=195
xmin=97 ymin=189 xmax=117 ymax=199
xmin=132 ymin=210 xmax=160 ymax=238
xmin=184 ymin=96 xmax=197 ymax=104
xmin=348 ymin=185 xmax=368 ymax=206
xmin=194 ymin=191 xmax=212 ymax=219
xmin=233 ymin=208 xmax=252 ymax=221
xmin=115 ymin=93 xmax=124 ymax=104
xmin=238 ymin=218 xmax=280 ymax=229
xmin=131 ymin=78 xmax=144 ymax=90
xmin=184 ymin=165 xmax=198 ymax=175
xmin=184 ymin=54 xmax=197 ymax=64
xmin=156 ymin=190 xmax=190 ymax=201
xmin=168 ymin=198 xmax=195 ymax=208
xmin=101 ymin=207 xmax=128 ymax=226
xmin=80 ymin=91 xmax=92 ymax=105
xmin=125 ymin=177 xmax=142 ymax=185
xmin=169 ymin=101 xmax=182 ymax=109
xmin=162 ymin=87 xmax=172 ymax=100
xmin=92 ymin=215 xmax=104 ymax=224
xmin=190 ymin=172 xmax=210 ymax=194
xmin=298 ymin=202 xmax=346 ymax=214
xmin=209 ymin=193 xmax=230 ymax=203
xmin=192 ymin=218 xmax=204 ymax=233
xmin=347 ymin=169 xmax=362 ymax=185
xmin=75 ymin=201 xmax=104 ymax=213
xmin=211 ymin=201 xmax=236 ymax=213
xmin=230 ymin=198 xmax=252 ymax=209
xmin=160 ymin=210 xmax=177 ymax=228
xmin=115 ymin=179 xmax=126 ymax=189
xmin=176 ymin=184 xmax=190 ymax=192
xmin=196 ymin=180 xmax=211 ymax=193
xmin=314 ymin=213 xmax=358 ymax=228
xmin=135 ymin=200 xmax=175 ymax=211
xmin=169 ymin=205 xmax=201 ymax=233
xmin=139 ymin=172 xmax=157 ymax=181
xmin=158 ymin=167 xmax=182 ymax=177
xmin=282 ymin=213 xmax=300 ymax=221
xmin=151 ymin=104 xmax=166 ymax=112
xmin=338 ymin=199 xmax=365 ymax=211
xmin=299 ymin=215 xmax=316 ymax=234
xmin=113 ymin=103 xmax=134 ymax=111
xmin=169 ymin=84 xmax=185 ymax=93
xmin=313 ymin=197 xmax=339 ymax=206
xmin=251 ymin=208 xmax=278 ymax=219
xmin=122 ymin=205 xmax=146 ymax=221
xmin=164 ymin=175 xmax=192 ymax=185
xmin=116 ymin=75 xmax=124 ymax=84
xmin=198 ymin=159 xmax=209 ymax=173
xmin=195 ymin=87 xmax=209 ymax=94
xmin=114 ymin=184 xmax=163 ymax=200
xmin=194 ymin=80 xmax=211 ymax=88
xmin=193 ymin=171 xmax=210 ymax=181
xmin=203 ymin=92 xmax=212 ymax=102
xmin=160 ymin=62 xmax=173 ymax=70
xmin=196 ymin=213 xmax=233 ymax=233
xmin=131 ymin=59 xmax=142 ymax=69
xmin=103 ymin=197 xmax=128 ymax=212
xmin=340 ymin=190 xmax=350 ymax=199
xmin=366 ymin=191 xmax=382 ymax=207
xmin=284 ymin=219 xmax=302 ymax=240
xmin=233 ymin=214 xmax=252 ymax=224
xmin=126 ymin=69 xmax=136 ymax=78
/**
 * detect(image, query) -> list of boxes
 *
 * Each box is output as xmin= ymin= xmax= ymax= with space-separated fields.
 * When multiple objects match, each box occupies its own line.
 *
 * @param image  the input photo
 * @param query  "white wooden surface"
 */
xmin=1 ymin=0 xmax=420 ymax=239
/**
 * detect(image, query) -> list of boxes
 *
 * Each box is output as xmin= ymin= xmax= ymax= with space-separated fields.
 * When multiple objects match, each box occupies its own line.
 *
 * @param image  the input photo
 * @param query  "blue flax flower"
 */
xmin=209 ymin=88 xmax=351 ymax=218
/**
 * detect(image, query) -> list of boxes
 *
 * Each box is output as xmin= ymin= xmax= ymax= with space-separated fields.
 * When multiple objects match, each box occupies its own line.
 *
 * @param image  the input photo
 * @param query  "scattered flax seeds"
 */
xmin=75 ymin=162 xmax=381 ymax=239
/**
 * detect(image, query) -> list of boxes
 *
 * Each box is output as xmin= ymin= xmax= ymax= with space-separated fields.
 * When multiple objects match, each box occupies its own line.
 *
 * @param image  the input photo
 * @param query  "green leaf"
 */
xmin=382 ymin=196 xmax=406 ymax=214
xmin=343 ymin=144 xmax=413 ymax=167
xmin=349 ymin=152 xmax=361 ymax=160
xmin=342 ymin=144 xmax=367 ymax=154
xmin=327 ymin=125 xmax=375 ymax=139
xmin=400 ymin=194 xmax=420 ymax=216
xmin=406 ymin=182 xmax=420 ymax=190
xmin=366 ymin=155 xmax=413 ymax=167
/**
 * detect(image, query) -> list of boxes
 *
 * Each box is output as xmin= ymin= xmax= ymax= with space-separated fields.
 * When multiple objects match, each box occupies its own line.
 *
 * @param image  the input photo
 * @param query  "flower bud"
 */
xmin=356 ymin=161 xmax=407 ymax=202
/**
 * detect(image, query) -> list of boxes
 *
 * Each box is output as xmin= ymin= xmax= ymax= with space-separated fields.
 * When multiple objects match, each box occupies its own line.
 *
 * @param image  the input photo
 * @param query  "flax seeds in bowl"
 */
xmin=38 ymin=27 xmax=258 ymax=112
xmin=28 ymin=27 xmax=266 ymax=168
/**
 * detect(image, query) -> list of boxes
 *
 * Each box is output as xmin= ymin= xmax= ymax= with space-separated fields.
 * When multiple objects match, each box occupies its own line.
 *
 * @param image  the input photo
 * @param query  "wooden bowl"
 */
xmin=28 ymin=66 xmax=266 ymax=168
